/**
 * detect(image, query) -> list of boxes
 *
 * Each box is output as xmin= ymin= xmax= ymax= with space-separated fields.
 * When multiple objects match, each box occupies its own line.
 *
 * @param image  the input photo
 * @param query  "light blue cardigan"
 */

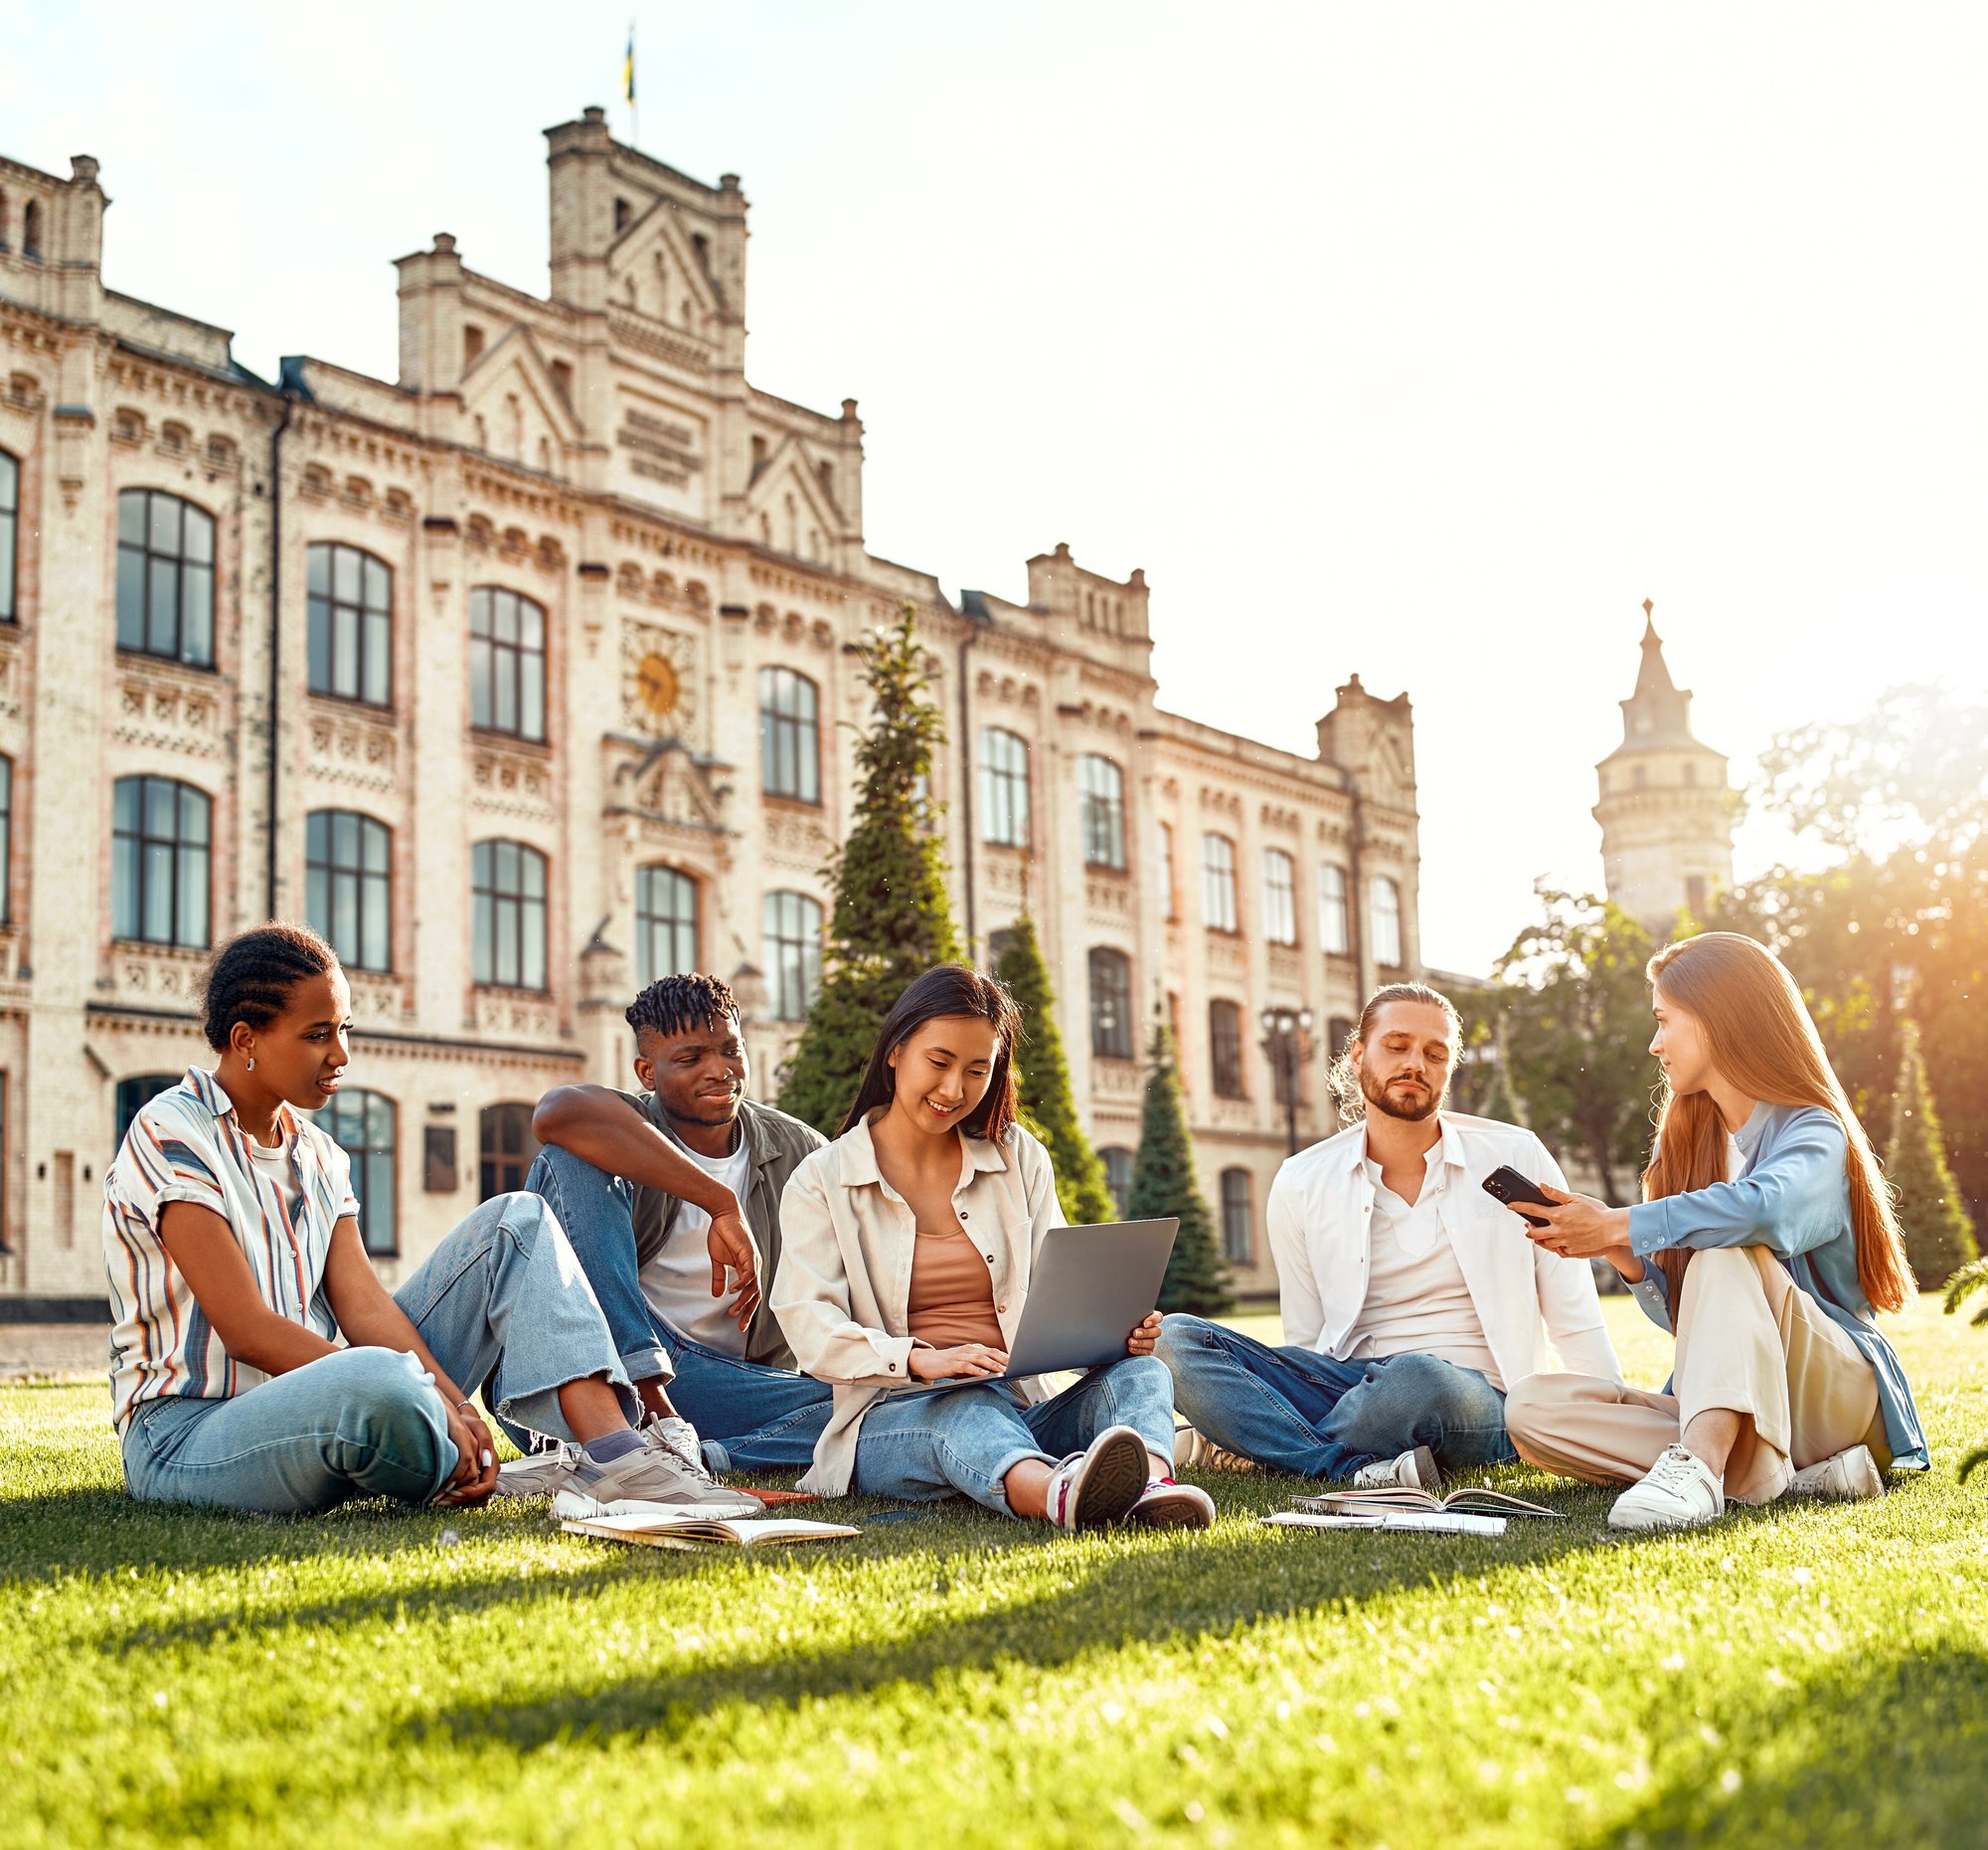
xmin=1624 ymin=1100 xmax=1928 ymax=1471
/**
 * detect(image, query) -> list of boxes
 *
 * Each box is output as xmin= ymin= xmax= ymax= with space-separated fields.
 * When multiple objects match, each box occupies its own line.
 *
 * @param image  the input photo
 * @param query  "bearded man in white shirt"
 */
xmin=1159 ymin=983 xmax=1620 ymax=1490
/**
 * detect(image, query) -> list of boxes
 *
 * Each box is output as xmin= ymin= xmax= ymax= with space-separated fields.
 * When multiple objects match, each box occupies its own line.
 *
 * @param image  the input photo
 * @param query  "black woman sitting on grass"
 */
xmin=770 ymin=963 xmax=1215 ymax=1531
xmin=102 ymin=923 xmax=760 ymax=1520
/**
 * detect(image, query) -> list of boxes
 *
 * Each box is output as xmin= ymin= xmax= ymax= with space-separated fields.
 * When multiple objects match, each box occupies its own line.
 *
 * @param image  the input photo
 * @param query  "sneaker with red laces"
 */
xmin=1044 ymin=1425 xmax=1149 ymax=1533
xmin=1128 ymin=1477 xmax=1216 ymax=1529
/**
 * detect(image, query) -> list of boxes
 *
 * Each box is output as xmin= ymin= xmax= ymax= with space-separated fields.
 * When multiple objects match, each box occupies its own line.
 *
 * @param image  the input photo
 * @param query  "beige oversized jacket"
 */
xmin=771 ymin=1111 xmax=1065 ymax=1496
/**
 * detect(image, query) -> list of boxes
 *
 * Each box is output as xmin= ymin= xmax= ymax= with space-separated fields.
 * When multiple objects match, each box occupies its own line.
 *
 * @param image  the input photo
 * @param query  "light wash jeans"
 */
xmin=853 ymin=1355 xmax=1176 ymax=1514
xmin=119 ymin=1191 xmax=636 ymax=1515
xmin=1156 ymin=1312 xmax=1516 ymax=1479
xmin=526 ymin=1143 xmax=832 ymax=1471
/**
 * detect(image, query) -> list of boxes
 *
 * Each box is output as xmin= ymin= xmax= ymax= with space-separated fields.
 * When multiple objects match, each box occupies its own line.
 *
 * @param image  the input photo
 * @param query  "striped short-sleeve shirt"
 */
xmin=103 ymin=1067 xmax=360 ymax=1432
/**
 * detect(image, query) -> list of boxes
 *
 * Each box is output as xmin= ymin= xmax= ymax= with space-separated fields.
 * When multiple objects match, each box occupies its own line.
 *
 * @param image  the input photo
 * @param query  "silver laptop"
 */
xmin=893 ymin=1217 xmax=1179 ymax=1393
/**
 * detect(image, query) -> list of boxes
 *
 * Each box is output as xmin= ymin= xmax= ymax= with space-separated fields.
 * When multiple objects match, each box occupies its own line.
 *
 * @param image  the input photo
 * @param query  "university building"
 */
xmin=0 ymin=110 xmax=1422 ymax=1312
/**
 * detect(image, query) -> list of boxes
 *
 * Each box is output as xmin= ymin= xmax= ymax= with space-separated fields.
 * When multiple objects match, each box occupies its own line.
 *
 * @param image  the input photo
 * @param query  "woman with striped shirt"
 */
xmin=105 ymin=924 xmax=762 ymax=1518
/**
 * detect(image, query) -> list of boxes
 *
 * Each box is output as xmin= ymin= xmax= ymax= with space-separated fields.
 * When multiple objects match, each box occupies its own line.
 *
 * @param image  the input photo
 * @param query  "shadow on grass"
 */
xmin=1581 ymin=1642 xmax=1988 ymax=1850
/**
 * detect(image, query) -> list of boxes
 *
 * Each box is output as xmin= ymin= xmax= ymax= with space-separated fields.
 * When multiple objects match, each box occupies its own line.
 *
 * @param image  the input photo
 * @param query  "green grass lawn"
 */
xmin=6 ymin=1298 xmax=1988 ymax=1849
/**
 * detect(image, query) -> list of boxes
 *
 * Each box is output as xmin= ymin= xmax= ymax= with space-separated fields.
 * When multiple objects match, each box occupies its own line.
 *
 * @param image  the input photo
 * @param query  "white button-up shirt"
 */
xmin=1266 ymin=1112 xmax=1620 ymax=1390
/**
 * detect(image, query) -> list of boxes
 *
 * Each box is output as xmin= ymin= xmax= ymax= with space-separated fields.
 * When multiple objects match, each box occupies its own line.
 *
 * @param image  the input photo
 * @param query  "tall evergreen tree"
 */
xmin=1125 ymin=1018 xmax=1235 ymax=1315
xmin=776 ymin=610 xmax=959 ymax=1134
xmin=1887 ymin=1017 xmax=1978 ymax=1285
xmin=993 ymin=915 xmax=1115 ymax=1225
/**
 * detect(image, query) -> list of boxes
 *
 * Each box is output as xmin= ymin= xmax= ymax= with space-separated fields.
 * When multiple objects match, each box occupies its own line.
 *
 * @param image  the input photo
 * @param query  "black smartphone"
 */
xmin=1480 ymin=1164 xmax=1556 ymax=1228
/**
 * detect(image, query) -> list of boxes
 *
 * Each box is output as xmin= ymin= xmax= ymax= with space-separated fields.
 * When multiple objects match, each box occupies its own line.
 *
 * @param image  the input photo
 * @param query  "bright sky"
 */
xmin=7 ymin=3 xmax=1985 ymax=973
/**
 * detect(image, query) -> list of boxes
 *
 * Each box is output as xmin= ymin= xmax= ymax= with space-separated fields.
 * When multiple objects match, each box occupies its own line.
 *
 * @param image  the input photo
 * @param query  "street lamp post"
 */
xmin=1258 ymin=1005 xmax=1315 ymax=1157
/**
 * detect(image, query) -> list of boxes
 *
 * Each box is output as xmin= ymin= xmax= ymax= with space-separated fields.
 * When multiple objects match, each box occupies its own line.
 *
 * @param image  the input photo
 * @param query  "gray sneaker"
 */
xmin=551 ymin=1432 xmax=763 ymax=1522
xmin=492 ymin=1441 xmax=578 ymax=1500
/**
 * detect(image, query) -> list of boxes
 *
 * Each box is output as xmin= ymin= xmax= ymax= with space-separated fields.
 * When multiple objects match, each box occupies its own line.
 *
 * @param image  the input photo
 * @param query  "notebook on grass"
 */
xmin=1264 ymin=1509 xmax=1509 ymax=1538
xmin=564 ymin=1512 xmax=860 ymax=1551
xmin=1294 ymin=1485 xmax=1562 ymax=1520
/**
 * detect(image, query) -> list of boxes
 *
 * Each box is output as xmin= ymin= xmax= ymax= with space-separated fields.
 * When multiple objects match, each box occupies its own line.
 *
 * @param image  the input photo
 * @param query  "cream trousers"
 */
xmin=1505 ymin=1247 xmax=1884 ymax=1505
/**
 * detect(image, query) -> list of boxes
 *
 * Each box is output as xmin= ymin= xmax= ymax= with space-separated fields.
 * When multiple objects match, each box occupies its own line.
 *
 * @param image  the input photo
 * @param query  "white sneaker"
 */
xmin=643 ymin=1413 xmax=717 ymax=1482
xmin=491 ymin=1441 xmax=578 ymax=1500
xmin=1350 ymin=1445 xmax=1440 ymax=1493
xmin=1173 ymin=1425 xmax=1255 ymax=1473
xmin=1045 ymin=1425 xmax=1149 ymax=1533
xmin=1787 ymin=1443 xmax=1884 ymax=1501
xmin=1127 ymin=1477 xmax=1217 ymax=1530
xmin=1609 ymin=1443 xmax=1726 ymax=1531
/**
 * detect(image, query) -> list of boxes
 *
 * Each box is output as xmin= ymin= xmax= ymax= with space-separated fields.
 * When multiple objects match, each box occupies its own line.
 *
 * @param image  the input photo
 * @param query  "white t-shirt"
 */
xmin=637 ymin=1134 xmax=754 ymax=1358
xmin=1344 ymin=1145 xmax=1505 ymax=1389
xmin=247 ymin=1136 xmax=305 ymax=1227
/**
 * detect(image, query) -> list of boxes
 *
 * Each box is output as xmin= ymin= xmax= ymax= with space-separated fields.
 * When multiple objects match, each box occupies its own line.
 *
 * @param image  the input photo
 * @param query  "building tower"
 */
xmin=1592 ymin=601 xmax=1736 ymax=933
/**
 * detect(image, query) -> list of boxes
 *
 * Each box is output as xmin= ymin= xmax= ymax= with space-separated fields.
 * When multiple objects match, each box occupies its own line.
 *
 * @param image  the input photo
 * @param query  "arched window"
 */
xmin=306 ymin=810 xmax=392 ymax=971
xmin=758 ymin=667 xmax=820 ymax=803
xmin=0 ymin=754 xmax=11 ymax=927
xmin=1100 ymin=1146 xmax=1135 ymax=1215
xmin=635 ymin=865 xmax=699 ymax=988
xmin=111 ymin=775 xmax=211 ymax=947
xmin=1088 ymin=946 xmax=1133 ymax=1061
xmin=1209 ymin=999 xmax=1245 ymax=1098
xmin=21 ymin=200 xmax=40 ymax=260
xmin=116 ymin=489 xmax=216 ymax=667
xmin=114 ymin=1075 xmax=179 ymax=1151
xmin=1262 ymin=848 xmax=1297 ymax=945
xmin=307 ymin=543 xmax=393 ymax=706
xmin=469 ymin=588 xmax=547 ymax=741
xmin=763 ymin=889 xmax=824 ymax=1021
xmin=0 ymin=445 xmax=17 ymax=624
xmin=1201 ymin=833 xmax=1239 ymax=933
xmin=478 ymin=1102 xmax=539 ymax=1201
xmin=1318 ymin=863 xmax=1350 ymax=956
xmin=1077 ymin=755 xmax=1125 ymax=870
xmin=1220 ymin=1168 xmax=1254 ymax=1264
xmin=323 ymin=1089 xmax=398 ymax=1256
xmin=1370 ymin=875 xmax=1405 ymax=969
xmin=471 ymin=840 xmax=548 ymax=990
xmin=979 ymin=728 xmax=1031 ymax=848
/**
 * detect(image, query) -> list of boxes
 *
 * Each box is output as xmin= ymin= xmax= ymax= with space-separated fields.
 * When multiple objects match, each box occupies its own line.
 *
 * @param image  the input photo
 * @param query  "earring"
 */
xmin=246 ymin=1057 xmax=255 ymax=1072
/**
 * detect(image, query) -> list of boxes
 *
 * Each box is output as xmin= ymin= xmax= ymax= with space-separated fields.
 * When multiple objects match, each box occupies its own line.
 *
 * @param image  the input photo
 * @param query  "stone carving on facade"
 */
xmin=469 ymin=741 xmax=556 ymax=820
xmin=472 ymin=989 xmax=562 ymax=1043
xmin=114 ymin=669 xmax=224 ymax=759
xmin=306 ymin=706 xmax=398 ymax=795
xmin=346 ymin=971 xmax=408 ymax=1023
xmin=760 ymin=800 xmax=828 ymax=869
xmin=983 ymin=853 xmax=1029 ymax=899
xmin=1091 ymin=1061 xmax=1141 ymax=1098
xmin=1207 ymin=935 xmax=1246 ymax=976
xmin=1084 ymin=875 xmax=1132 ymax=921
xmin=108 ymin=944 xmax=210 ymax=1005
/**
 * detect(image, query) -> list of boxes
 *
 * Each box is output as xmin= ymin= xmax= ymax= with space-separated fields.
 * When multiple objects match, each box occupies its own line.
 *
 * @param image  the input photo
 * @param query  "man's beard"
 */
xmin=1359 ymin=1065 xmax=1443 ymax=1123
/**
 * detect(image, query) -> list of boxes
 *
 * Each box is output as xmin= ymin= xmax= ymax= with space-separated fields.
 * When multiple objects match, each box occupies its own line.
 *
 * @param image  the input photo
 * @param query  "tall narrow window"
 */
xmin=1262 ymin=848 xmax=1297 ymax=945
xmin=471 ymin=839 xmax=548 ymax=989
xmin=116 ymin=489 xmax=215 ymax=667
xmin=307 ymin=543 xmax=393 ymax=706
xmin=306 ymin=810 xmax=392 ymax=972
xmin=469 ymin=588 xmax=547 ymax=741
xmin=979 ymin=728 xmax=1031 ymax=848
xmin=111 ymin=775 xmax=211 ymax=947
xmin=0 ymin=755 xmax=11 ymax=926
xmin=113 ymin=1075 xmax=179 ymax=1151
xmin=1201 ymin=833 xmax=1239 ymax=933
xmin=1210 ymin=999 xmax=1244 ymax=1098
xmin=324 ymin=1089 xmax=398 ymax=1257
xmin=1100 ymin=1146 xmax=1135 ymax=1214
xmin=635 ymin=865 xmax=699 ymax=988
xmin=1318 ymin=863 xmax=1351 ymax=956
xmin=1156 ymin=819 xmax=1177 ymax=920
xmin=1088 ymin=946 xmax=1133 ymax=1061
xmin=758 ymin=667 xmax=820 ymax=803
xmin=0 ymin=447 xmax=17 ymax=624
xmin=763 ymin=889 xmax=824 ymax=1021
xmin=1078 ymin=755 xmax=1126 ymax=869
xmin=1221 ymin=1168 xmax=1253 ymax=1264
xmin=478 ymin=1102 xmax=539 ymax=1200
xmin=1370 ymin=875 xmax=1404 ymax=968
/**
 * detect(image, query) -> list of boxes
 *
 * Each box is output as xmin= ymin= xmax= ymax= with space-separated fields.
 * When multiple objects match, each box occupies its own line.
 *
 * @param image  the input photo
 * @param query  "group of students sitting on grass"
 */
xmin=102 ymin=922 xmax=1925 ymax=1538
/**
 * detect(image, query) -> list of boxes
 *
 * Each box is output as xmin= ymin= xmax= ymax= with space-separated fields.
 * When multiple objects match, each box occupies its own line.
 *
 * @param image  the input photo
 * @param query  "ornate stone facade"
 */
xmin=0 ymin=114 xmax=1420 ymax=1306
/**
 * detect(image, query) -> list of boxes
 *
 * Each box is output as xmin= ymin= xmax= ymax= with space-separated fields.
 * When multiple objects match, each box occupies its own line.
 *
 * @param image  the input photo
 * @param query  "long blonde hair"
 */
xmin=1643 ymin=932 xmax=1912 ymax=1313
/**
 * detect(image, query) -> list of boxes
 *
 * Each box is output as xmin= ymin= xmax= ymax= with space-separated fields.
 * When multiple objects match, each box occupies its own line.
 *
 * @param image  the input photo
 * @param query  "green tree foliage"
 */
xmin=992 ymin=916 xmax=1116 ymax=1225
xmin=1125 ymin=1019 xmax=1235 ymax=1315
xmin=1943 ymin=1255 xmax=1988 ymax=1479
xmin=1887 ymin=1018 xmax=1978 ymax=1284
xmin=776 ymin=610 xmax=959 ymax=1134
xmin=1489 ymin=890 xmax=1659 ymax=1205
xmin=1446 ymin=979 xmax=1524 ymax=1126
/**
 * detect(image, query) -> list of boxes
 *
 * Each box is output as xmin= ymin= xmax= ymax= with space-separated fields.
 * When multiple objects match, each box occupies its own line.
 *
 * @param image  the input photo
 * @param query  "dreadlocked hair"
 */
xmin=625 ymin=972 xmax=740 ymax=1042
xmin=201 ymin=924 xmax=338 ymax=1051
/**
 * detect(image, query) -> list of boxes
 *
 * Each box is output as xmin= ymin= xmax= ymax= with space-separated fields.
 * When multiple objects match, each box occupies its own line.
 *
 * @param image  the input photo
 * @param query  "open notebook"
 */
xmin=563 ymin=1511 xmax=861 ymax=1551
xmin=1294 ymin=1486 xmax=1563 ymax=1519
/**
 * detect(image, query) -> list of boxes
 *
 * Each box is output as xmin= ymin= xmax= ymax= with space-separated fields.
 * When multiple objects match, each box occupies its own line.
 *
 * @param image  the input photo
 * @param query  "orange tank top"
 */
xmin=906 ymin=1222 xmax=1004 ymax=1350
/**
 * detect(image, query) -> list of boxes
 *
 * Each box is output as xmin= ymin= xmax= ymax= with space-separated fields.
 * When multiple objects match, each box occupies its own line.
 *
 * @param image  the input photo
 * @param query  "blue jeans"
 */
xmin=119 ymin=1192 xmax=637 ymax=1515
xmin=854 ymin=1355 xmax=1176 ymax=1515
xmin=1156 ymin=1313 xmax=1516 ymax=1479
xmin=527 ymin=1143 xmax=832 ymax=1472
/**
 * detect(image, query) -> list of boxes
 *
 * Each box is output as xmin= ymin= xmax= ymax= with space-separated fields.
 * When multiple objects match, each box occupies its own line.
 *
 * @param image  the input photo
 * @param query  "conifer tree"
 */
xmin=776 ymin=610 xmax=959 ymax=1133
xmin=1125 ymin=1018 xmax=1235 ymax=1314
xmin=1887 ymin=1017 xmax=1978 ymax=1285
xmin=1475 ymin=1050 xmax=1523 ymax=1129
xmin=993 ymin=915 xmax=1115 ymax=1225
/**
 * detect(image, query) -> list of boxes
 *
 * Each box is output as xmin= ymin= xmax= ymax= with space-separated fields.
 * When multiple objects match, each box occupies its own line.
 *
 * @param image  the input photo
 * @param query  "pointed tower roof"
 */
xmin=1604 ymin=598 xmax=1710 ymax=758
